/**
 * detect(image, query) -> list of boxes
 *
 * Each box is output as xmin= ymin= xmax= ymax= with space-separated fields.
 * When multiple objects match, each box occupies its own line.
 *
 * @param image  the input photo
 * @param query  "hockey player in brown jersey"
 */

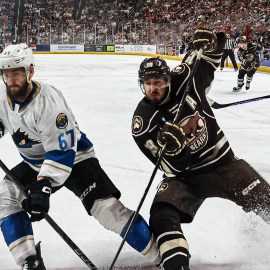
xmin=233 ymin=35 xmax=269 ymax=92
xmin=131 ymin=29 xmax=270 ymax=270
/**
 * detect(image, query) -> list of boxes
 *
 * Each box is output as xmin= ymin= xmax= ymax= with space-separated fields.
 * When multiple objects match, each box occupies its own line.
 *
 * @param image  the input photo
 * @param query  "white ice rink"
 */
xmin=0 ymin=54 xmax=270 ymax=270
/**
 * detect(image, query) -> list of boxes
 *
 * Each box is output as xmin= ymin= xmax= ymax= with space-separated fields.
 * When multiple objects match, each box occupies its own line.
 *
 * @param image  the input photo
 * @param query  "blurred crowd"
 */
xmin=0 ymin=0 xmax=269 ymax=46
xmin=0 ymin=0 xmax=15 ymax=44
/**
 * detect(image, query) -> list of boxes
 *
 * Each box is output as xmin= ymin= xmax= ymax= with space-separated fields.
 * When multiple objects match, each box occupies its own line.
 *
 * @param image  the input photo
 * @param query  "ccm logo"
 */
xmin=242 ymin=179 xmax=261 ymax=195
xmin=42 ymin=186 xmax=52 ymax=194
xmin=80 ymin=183 xmax=96 ymax=201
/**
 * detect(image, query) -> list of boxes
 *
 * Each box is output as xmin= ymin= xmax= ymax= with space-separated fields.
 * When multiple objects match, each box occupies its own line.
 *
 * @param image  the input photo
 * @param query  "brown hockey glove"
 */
xmin=193 ymin=28 xmax=217 ymax=52
xmin=157 ymin=121 xmax=187 ymax=156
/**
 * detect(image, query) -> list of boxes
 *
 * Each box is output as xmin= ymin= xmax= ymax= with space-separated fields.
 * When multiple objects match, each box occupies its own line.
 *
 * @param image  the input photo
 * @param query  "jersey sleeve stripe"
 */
xmin=20 ymin=154 xmax=44 ymax=165
xmin=45 ymin=149 xmax=75 ymax=168
xmin=77 ymin=131 xmax=93 ymax=151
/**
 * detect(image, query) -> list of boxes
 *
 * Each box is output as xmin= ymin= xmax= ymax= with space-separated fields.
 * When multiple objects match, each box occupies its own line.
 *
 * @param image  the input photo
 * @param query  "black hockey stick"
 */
xmin=109 ymin=47 xmax=205 ymax=270
xmin=209 ymin=95 xmax=270 ymax=109
xmin=0 ymin=159 xmax=98 ymax=270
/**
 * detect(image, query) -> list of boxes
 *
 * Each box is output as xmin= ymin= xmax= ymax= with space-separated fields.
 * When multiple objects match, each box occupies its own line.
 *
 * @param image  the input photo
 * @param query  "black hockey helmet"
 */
xmin=138 ymin=57 xmax=170 ymax=82
xmin=237 ymin=35 xmax=247 ymax=44
xmin=138 ymin=57 xmax=171 ymax=105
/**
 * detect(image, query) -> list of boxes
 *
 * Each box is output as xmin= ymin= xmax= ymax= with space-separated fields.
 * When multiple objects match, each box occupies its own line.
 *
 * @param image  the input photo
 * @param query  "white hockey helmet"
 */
xmin=0 ymin=43 xmax=35 ymax=71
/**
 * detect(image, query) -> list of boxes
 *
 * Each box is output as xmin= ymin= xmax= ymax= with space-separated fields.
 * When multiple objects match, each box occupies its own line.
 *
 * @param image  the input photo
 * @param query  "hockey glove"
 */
xmin=157 ymin=121 xmax=187 ymax=156
xmin=193 ymin=28 xmax=217 ymax=52
xmin=22 ymin=178 xmax=52 ymax=222
xmin=264 ymin=52 xmax=270 ymax=60
xmin=242 ymin=60 xmax=252 ymax=68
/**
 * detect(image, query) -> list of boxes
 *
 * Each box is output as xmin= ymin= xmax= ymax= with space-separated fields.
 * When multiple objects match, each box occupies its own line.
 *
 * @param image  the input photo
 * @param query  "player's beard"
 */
xmin=147 ymin=85 xmax=171 ymax=105
xmin=6 ymin=80 xmax=29 ymax=103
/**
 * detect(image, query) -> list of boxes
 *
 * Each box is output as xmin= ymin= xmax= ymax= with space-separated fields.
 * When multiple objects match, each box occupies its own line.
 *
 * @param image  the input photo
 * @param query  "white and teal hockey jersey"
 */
xmin=0 ymin=81 xmax=95 ymax=186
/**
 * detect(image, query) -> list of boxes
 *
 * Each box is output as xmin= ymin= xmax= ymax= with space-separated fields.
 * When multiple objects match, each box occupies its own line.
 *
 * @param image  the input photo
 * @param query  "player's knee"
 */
xmin=0 ymin=180 xmax=23 ymax=220
xmin=91 ymin=196 xmax=133 ymax=234
xmin=1 ymin=211 xmax=35 ymax=266
xmin=150 ymin=203 xmax=181 ymax=236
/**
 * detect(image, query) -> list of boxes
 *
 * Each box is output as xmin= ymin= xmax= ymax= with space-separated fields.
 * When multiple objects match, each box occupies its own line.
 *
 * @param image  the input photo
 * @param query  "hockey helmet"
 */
xmin=0 ymin=43 xmax=35 ymax=71
xmin=237 ymin=36 xmax=247 ymax=44
xmin=183 ymin=32 xmax=190 ymax=38
xmin=138 ymin=57 xmax=171 ymax=104
xmin=138 ymin=57 xmax=170 ymax=82
xmin=237 ymin=36 xmax=248 ymax=50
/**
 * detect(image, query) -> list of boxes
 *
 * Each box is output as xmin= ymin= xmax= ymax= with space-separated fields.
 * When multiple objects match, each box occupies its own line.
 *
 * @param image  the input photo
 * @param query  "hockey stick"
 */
xmin=0 ymin=159 xmax=98 ymax=270
xmin=209 ymin=95 xmax=270 ymax=109
xmin=109 ymin=47 xmax=205 ymax=270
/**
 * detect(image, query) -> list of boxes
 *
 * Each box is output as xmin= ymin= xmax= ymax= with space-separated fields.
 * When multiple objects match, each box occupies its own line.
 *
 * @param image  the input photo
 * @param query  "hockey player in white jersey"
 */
xmin=0 ymin=44 xmax=160 ymax=269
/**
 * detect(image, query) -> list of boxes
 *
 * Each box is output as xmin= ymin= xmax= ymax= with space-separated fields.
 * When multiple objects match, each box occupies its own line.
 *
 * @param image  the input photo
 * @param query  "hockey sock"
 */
xmin=120 ymin=213 xmax=160 ymax=262
xmin=1 ymin=211 xmax=36 ymax=266
xmin=150 ymin=203 xmax=190 ymax=270
xmin=237 ymin=78 xmax=244 ymax=87
xmin=246 ymin=76 xmax=253 ymax=89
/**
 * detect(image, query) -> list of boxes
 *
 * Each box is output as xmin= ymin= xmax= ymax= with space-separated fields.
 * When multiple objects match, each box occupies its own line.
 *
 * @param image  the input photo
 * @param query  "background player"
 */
xmin=233 ymin=35 xmax=269 ymax=92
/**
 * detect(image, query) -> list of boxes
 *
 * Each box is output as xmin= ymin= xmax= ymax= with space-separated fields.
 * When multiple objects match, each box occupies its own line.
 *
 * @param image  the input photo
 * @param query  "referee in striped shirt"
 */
xmin=220 ymin=32 xmax=238 ymax=71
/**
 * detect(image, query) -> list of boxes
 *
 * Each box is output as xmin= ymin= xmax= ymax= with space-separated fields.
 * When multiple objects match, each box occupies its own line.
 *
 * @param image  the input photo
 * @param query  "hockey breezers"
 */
xmin=208 ymin=95 xmax=270 ymax=109
xmin=0 ymin=159 xmax=98 ymax=270
xmin=109 ymin=47 xmax=206 ymax=270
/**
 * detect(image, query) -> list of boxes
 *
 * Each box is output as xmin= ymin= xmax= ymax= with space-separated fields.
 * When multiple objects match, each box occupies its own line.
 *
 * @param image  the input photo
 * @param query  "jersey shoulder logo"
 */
xmin=132 ymin=115 xmax=143 ymax=134
xmin=56 ymin=113 xmax=68 ymax=129
xmin=12 ymin=128 xmax=40 ymax=148
xmin=171 ymin=64 xmax=185 ymax=74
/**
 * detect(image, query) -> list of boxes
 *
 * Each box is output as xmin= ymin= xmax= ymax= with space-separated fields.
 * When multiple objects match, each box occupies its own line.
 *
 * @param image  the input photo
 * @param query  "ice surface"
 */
xmin=0 ymin=54 xmax=269 ymax=269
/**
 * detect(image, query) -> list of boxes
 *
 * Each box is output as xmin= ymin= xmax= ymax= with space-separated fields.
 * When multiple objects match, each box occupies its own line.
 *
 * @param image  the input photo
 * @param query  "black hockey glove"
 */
xmin=242 ymin=60 xmax=252 ymax=68
xmin=264 ymin=52 xmax=270 ymax=60
xmin=22 ymin=178 xmax=52 ymax=222
xmin=157 ymin=121 xmax=187 ymax=156
xmin=193 ymin=28 xmax=217 ymax=52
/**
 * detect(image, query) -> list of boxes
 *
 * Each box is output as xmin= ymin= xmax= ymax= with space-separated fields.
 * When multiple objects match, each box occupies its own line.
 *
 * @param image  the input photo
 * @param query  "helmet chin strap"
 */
xmin=25 ymin=67 xmax=31 ymax=83
xmin=23 ymin=68 xmax=31 ymax=95
xmin=158 ymin=84 xmax=171 ymax=105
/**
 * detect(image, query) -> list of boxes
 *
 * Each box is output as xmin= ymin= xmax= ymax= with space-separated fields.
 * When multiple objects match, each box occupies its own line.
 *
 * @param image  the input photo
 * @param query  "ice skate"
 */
xmin=246 ymin=81 xmax=251 ymax=90
xmin=21 ymin=242 xmax=46 ymax=270
xmin=232 ymin=85 xmax=243 ymax=92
